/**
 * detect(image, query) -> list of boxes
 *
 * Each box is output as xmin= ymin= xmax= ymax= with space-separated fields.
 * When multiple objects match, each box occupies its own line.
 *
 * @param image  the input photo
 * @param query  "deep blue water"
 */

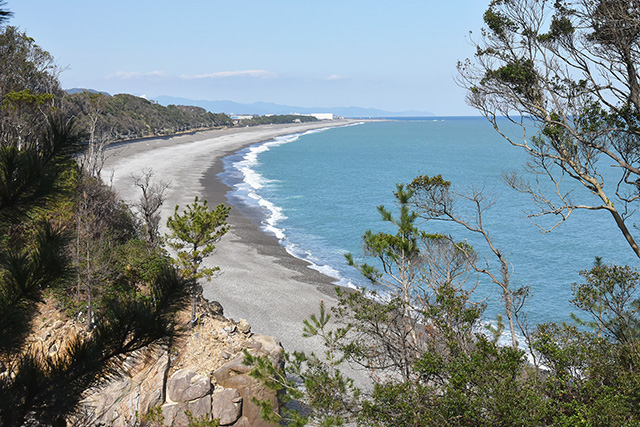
xmin=220 ymin=117 xmax=638 ymax=338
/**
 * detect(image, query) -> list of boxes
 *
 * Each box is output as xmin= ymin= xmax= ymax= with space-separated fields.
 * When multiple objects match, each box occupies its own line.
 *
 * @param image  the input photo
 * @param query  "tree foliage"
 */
xmin=240 ymin=114 xmax=319 ymax=126
xmin=0 ymin=18 xmax=191 ymax=425
xmin=246 ymin=182 xmax=640 ymax=426
xmin=0 ymin=26 xmax=61 ymax=152
xmin=459 ymin=0 xmax=640 ymax=259
xmin=133 ymin=168 xmax=170 ymax=247
xmin=344 ymin=184 xmax=479 ymax=381
xmin=166 ymin=197 xmax=230 ymax=323
xmin=166 ymin=197 xmax=230 ymax=282
xmin=64 ymin=91 xmax=233 ymax=144
xmin=408 ymin=174 xmax=529 ymax=348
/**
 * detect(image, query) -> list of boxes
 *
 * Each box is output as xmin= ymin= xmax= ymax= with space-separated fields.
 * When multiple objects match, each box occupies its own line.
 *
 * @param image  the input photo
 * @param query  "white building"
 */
xmin=230 ymin=115 xmax=254 ymax=121
xmin=304 ymin=113 xmax=334 ymax=120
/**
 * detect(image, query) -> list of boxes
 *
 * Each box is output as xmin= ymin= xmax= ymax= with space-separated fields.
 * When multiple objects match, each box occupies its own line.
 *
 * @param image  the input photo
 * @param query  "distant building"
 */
xmin=230 ymin=115 xmax=254 ymax=121
xmin=230 ymin=114 xmax=255 ymax=125
xmin=292 ymin=113 xmax=335 ymax=120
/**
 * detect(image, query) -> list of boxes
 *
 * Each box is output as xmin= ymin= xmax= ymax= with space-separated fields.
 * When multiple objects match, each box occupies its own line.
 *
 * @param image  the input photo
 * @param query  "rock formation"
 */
xmin=66 ymin=300 xmax=284 ymax=426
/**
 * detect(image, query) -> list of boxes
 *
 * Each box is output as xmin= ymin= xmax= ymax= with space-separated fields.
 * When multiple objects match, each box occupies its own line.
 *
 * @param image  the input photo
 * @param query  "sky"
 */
xmin=8 ymin=1 xmax=490 ymax=116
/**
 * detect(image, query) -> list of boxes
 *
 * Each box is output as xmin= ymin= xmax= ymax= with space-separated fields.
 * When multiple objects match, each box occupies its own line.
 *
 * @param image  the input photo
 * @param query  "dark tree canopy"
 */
xmin=0 ymin=1 xmax=12 ymax=26
xmin=0 ymin=12 xmax=191 ymax=425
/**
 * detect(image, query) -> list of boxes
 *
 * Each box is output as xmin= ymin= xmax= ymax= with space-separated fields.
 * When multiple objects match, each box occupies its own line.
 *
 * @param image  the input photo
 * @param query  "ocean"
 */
xmin=219 ymin=117 xmax=638 ymax=333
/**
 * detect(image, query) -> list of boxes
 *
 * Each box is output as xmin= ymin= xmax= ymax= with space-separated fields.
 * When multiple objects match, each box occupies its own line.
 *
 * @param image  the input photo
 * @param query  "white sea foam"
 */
xmin=235 ymin=134 xmax=300 ymax=190
xmin=228 ymin=124 xmax=358 ymax=286
xmin=231 ymin=128 xmax=330 ymax=236
xmin=342 ymin=121 xmax=365 ymax=128
xmin=282 ymin=239 xmax=346 ymax=284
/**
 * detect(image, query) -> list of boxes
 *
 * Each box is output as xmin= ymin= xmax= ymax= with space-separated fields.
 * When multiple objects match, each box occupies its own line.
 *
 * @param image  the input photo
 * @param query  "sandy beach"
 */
xmin=103 ymin=121 xmax=352 ymax=357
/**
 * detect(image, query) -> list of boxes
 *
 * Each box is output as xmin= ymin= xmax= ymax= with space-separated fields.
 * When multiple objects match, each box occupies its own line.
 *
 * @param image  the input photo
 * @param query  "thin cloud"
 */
xmin=179 ymin=70 xmax=276 ymax=80
xmin=325 ymin=74 xmax=347 ymax=80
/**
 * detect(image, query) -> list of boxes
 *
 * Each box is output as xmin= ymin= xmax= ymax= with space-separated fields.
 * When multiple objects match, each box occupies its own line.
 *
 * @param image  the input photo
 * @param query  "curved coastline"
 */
xmin=218 ymin=126 xmax=364 ymax=288
xmin=103 ymin=120 xmax=356 ymax=357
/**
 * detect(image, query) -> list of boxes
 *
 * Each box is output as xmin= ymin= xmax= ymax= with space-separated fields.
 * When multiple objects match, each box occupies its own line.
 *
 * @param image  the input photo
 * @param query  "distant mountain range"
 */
xmin=154 ymin=96 xmax=434 ymax=118
xmin=64 ymin=90 xmax=435 ymax=118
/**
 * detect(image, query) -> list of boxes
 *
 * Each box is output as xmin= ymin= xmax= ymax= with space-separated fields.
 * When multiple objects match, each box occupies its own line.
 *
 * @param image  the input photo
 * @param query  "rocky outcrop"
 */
xmin=76 ymin=313 xmax=284 ymax=427
xmin=212 ymin=335 xmax=283 ymax=427
xmin=71 ymin=347 xmax=169 ymax=426
xmin=167 ymin=369 xmax=212 ymax=403
xmin=162 ymin=369 xmax=212 ymax=426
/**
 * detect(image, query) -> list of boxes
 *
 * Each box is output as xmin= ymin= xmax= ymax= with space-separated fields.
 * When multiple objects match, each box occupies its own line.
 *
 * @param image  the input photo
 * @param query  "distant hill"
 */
xmin=65 ymin=87 xmax=112 ymax=96
xmin=154 ymin=96 xmax=435 ymax=118
xmin=64 ymin=92 xmax=233 ymax=141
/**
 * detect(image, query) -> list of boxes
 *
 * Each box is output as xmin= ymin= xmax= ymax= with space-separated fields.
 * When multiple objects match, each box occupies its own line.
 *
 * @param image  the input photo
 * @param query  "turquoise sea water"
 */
xmin=220 ymin=118 xmax=637 ymax=334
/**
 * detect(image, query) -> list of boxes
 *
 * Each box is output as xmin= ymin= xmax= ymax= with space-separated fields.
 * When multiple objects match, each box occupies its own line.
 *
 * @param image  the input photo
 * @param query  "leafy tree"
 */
xmin=74 ymin=171 xmax=139 ymax=329
xmin=0 ymin=113 xmax=190 ymax=425
xmin=571 ymin=259 xmax=640 ymax=349
xmin=247 ymin=277 xmax=546 ymax=426
xmin=246 ymin=185 xmax=546 ymax=426
xmin=166 ymin=196 xmax=230 ymax=323
xmin=409 ymin=174 xmax=529 ymax=349
xmin=344 ymin=183 xmax=477 ymax=382
xmin=64 ymin=92 xmax=233 ymax=143
xmin=245 ymin=182 xmax=640 ymax=426
xmin=527 ymin=260 xmax=640 ymax=426
xmin=0 ymin=26 xmax=61 ymax=152
xmin=241 ymin=114 xmax=318 ymax=126
xmin=247 ymin=256 xmax=640 ymax=425
xmin=77 ymin=92 xmax=111 ymax=178
xmin=0 ymin=17 xmax=191 ymax=424
xmin=458 ymin=0 xmax=640 ymax=259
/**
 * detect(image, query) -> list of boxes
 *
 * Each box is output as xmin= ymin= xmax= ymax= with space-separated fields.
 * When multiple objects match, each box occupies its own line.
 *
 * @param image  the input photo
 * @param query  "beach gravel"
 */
xmin=103 ymin=122 xmax=350 ymax=360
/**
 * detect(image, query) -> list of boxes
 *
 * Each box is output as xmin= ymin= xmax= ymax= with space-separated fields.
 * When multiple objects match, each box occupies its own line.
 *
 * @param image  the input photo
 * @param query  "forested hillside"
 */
xmin=65 ymin=91 xmax=233 ymax=142
xmin=0 ymin=13 xmax=195 ymax=425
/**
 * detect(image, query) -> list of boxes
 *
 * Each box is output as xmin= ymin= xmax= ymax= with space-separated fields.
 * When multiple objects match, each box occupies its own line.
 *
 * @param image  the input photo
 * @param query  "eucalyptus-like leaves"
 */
xmin=459 ymin=0 xmax=640 ymax=259
xmin=410 ymin=173 xmax=527 ymax=349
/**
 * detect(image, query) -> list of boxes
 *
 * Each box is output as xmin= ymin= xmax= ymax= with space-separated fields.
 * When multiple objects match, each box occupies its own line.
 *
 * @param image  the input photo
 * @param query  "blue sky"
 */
xmin=9 ymin=1 xmax=490 ymax=115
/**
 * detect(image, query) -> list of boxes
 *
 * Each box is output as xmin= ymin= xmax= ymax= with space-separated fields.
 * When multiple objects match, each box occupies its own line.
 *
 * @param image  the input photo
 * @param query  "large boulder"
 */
xmin=212 ymin=388 xmax=243 ymax=425
xmin=216 ymin=374 xmax=278 ymax=427
xmin=188 ymin=394 xmax=213 ymax=421
xmin=251 ymin=334 xmax=284 ymax=362
xmin=213 ymin=354 xmax=253 ymax=384
xmin=161 ymin=395 xmax=212 ymax=426
xmin=214 ymin=353 xmax=280 ymax=427
xmin=167 ymin=369 xmax=211 ymax=403
xmin=161 ymin=402 xmax=187 ymax=427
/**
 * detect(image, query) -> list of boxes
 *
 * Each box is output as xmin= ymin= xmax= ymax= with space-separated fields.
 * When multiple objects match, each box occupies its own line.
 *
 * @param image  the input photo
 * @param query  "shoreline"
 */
xmin=103 ymin=121 xmax=354 ymax=356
